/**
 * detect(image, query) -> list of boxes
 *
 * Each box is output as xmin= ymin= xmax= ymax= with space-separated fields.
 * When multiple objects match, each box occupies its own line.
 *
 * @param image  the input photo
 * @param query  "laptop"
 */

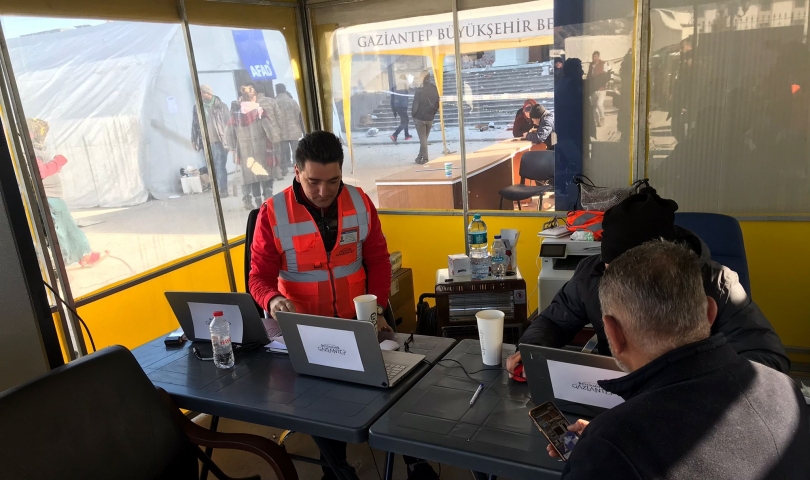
xmin=276 ymin=312 xmax=425 ymax=388
xmin=520 ymin=344 xmax=627 ymax=417
xmin=165 ymin=292 xmax=280 ymax=345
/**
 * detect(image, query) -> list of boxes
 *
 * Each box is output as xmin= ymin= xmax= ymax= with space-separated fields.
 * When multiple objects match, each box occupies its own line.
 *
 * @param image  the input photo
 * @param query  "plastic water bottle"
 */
xmin=210 ymin=311 xmax=234 ymax=369
xmin=468 ymin=214 xmax=490 ymax=280
xmin=492 ymin=235 xmax=507 ymax=278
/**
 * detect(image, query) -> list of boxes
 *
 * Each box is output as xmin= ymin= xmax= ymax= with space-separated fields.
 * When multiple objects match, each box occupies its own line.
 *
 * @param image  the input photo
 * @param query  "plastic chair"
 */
xmin=674 ymin=212 xmax=752 ymax=297
xmin=498 ymin=150 xmax=554 ymax=210
xmin=0 ymin=346 xmax=298 ymax=480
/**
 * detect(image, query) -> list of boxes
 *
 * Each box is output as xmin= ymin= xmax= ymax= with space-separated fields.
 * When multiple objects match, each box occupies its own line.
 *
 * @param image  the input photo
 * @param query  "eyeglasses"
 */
xmin=523 ymin=105 xmax=533 ymax=112
xmin=404 ymin=332 xmax=414 ymax=353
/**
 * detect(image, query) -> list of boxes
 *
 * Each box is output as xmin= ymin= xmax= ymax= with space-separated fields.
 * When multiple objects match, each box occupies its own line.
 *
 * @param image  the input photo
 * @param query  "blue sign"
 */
xmin=232 ymin=29 xmax=277 ymax=81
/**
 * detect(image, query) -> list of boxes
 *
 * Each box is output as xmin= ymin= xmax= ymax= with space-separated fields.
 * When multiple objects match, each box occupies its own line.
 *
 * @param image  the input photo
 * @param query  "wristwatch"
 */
xmin=376 ymin=305 xmax=384 ymax=315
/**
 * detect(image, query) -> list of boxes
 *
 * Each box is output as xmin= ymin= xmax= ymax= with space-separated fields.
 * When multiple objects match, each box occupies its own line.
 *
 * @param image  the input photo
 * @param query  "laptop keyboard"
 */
xmin=385 ymin=363 xmax=408 ymax=378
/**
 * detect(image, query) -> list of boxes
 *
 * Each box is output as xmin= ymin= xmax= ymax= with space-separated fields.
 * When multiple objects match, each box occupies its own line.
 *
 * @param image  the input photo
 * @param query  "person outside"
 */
xmin=587 ymin=51 xmax=611 ymax=128
xmin=507 ymin=189 xmax=790 ymax=377
xmin=411 ymin=70 xmax=440 ymax=165
xmin=28 ymin=118 xmax=102 ymax=267
xmin=228 ymin=83 xmax=278 ymax=210
xmin=553 ymin=57 xmax=564 ymax=85
xmin=523 ymin=103 xmax=554 ymax=149
xmin=389 ymin=74 xmax=412 ymax=144
xmin=191 ymin=85 xmax=231 ymax=197
xmin=249 ymin=130 xmax=438 ymax=480
xmin=669 ymin=38 xmax=696 ymax=143
xmin=273 ymin=83 xmax=304 ymax=178
xmin=554 ymin=240 xmax=809 ymax=479
xmin=512 ymin=99 xmax=536 ymax=138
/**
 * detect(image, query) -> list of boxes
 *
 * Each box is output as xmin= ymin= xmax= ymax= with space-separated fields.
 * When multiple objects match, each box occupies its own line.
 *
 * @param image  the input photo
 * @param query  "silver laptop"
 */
xmin=520 ymin=344 xmax=627 ymax=417
xmin=276 ymin=312 xmax=425 ymax=388
xmin=165 ymin=291 xmax=280 ymax=344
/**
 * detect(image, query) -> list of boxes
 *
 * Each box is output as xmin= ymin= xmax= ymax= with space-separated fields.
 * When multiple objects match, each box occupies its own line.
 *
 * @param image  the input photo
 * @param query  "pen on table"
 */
xmin=470 ymin=383 xmax=484 ymax=406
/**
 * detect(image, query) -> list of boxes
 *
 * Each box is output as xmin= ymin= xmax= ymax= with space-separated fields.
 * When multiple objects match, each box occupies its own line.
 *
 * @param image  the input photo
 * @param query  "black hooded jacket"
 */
xmin=520 ymin=227 xmax=790 ymax=373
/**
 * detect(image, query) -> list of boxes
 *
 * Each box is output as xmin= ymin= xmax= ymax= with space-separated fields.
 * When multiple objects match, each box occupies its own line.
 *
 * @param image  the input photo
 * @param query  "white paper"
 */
xmin=266 ymin=336 xmax=287 ymax=351
xmin=166 ymin=95 xmax=178 ymax=114
xmin=297 ymin=324 xmax=365 ymax=372
xmin=188 ymin=302 xmax=244 ymax=344
xmin=547 ymin=360 xmax=626 ymax=409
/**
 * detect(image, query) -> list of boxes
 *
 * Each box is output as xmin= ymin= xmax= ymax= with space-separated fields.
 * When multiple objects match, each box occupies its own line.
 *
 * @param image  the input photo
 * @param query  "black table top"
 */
xmin=132 ymin=333 xmax=456 ymax=443
xmin=369 ymin=339 xmax=568 ymax=480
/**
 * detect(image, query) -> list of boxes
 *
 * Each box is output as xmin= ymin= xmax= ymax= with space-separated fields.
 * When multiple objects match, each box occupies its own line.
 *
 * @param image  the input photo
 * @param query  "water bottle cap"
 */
xmin=213 ymin=311 xmax=223 ymax=317
xmin=494 ymin=235 xmax=501 ymax=239
xmin=473 ymin=213 xmax=481 ymax=220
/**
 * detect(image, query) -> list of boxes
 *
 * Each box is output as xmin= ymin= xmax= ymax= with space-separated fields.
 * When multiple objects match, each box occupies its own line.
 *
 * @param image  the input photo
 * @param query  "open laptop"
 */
xmin=165 ymin=292 xmax=280 ymax=345
xmin=276 ymin=311 xmax=425 ymax=388
xmin=520 ymin=344 xmax=627 ymax=417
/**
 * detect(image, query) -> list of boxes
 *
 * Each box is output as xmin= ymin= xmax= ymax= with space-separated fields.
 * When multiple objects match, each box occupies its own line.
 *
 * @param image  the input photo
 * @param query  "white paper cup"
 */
xmin=354 ymin=294 xmax=378 ymax=328
xmin=476 ymin=310 xmax=505 ymax=365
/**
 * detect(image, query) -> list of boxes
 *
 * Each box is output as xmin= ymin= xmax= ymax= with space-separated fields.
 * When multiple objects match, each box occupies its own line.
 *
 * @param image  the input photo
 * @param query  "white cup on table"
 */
xmin=476 ymin=309 xmax=505 ymax=365
xmin=354 ymin=294 xmax=378 ymax=329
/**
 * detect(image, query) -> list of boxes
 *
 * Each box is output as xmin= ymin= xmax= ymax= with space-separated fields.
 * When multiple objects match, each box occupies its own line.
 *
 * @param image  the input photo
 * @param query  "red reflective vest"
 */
xmin=265 ymin=185 xmax=371 ymax=318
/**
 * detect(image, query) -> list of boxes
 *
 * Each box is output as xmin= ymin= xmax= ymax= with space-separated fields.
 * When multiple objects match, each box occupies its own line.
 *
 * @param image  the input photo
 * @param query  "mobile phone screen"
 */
xmin=529 ymin=402 xmax=579 ymax=460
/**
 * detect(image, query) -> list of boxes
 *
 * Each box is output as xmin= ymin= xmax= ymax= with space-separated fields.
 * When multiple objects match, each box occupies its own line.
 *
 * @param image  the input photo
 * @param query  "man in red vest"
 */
xmin=249 ymin=131 xmax=439 ymax=480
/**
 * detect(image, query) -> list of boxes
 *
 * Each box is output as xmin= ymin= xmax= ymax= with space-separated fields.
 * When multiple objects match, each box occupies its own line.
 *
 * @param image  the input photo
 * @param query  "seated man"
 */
xmin=249 ymin=130 xmax=437 ymax=480
xmin=523 ymin=103 xmax=554 ymax=149
xmin=552 ymin=240 xmax=810 ymax=479
xmin=508 ymin=190 xmax=789 ymax=376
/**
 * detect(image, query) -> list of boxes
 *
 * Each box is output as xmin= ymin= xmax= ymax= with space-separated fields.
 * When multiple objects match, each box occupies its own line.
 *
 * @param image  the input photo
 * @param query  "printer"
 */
xmin=537 ymin=235 xmax=601 ymax=312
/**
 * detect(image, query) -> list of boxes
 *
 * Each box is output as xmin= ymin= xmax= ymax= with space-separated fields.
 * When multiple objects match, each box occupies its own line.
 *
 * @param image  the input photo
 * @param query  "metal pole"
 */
xmin=452 ymin=0 xmax=470 ymax=254
xmin=632 ymin=0 xmax=651 ymax=182
xmin=300 ymin=1 xmax=323 ymax=131
xmin=0 ymin=22 xmax=86 ymax=358
xmin=177 ymin=0 xmax=237 ymax=292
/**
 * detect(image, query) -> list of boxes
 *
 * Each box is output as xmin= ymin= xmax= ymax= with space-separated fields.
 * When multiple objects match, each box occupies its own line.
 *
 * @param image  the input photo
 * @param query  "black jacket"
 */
xmin=561 ymin=335 xmax=810 ymax=480
xmin=520 ymin=227 xmax=790 ymax=373
xmin=412 ymin=80 xmax=440 ymax=122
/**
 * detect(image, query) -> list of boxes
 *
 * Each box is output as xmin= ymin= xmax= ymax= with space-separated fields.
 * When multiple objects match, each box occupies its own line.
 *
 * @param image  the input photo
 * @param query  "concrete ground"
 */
xmin=193 ymin=414 xmax=513 ymax=480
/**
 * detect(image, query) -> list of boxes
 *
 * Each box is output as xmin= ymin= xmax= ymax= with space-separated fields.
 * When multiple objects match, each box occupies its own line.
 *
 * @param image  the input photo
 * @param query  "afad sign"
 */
xmin=232 ymin=29 xmax=277 ymax=81
xmin=337 ymin=8 xmax=553 ymax=56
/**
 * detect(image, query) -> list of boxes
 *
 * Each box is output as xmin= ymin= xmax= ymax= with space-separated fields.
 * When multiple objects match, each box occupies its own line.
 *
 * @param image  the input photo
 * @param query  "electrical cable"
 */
xmin=367 ymin=444 xmax=383 ymax=480
xmin=43 ymin=281 xmax=96 ymax=352
xmin=436 ymin=358 xmax=517 ymax=380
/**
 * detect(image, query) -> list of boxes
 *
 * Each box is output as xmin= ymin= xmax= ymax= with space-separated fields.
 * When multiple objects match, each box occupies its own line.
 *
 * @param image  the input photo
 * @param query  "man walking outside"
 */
xmin=191 ymin=85 xmax=231 ymax=197
xmin=389 ymin=74 xmax=412 ymax=144
xmin=587 ymin=51 xmax=610 ymax=128
xmin=274 ymin=83 xmax=304 ymax=177
xmin=411 ymin=70 xmax=440 ymax=164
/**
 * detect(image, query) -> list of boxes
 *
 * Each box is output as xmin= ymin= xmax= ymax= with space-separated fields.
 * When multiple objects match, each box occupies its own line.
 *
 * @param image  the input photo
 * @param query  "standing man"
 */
xmin=587 ymin=51 xmax=610 ymax=128
xmin=249 ymin=131 xmax=438 ymax=480
xmin=274 ymin=83 xmax=304 ymax=177
xmin=228 ymin=83 xmax=277 ymax=210
xmin=192 ymin=85 xmax=231 ymax=197
xmin=411 ymin=70 xmax=440 ymax=165
xmin=389 ymin=74 xmax=412 ymax=144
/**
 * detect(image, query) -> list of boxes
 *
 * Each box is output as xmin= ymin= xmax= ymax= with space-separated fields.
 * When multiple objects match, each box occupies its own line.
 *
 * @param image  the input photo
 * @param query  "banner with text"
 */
xmin=337 ymin=8 xmax=554 ymax=56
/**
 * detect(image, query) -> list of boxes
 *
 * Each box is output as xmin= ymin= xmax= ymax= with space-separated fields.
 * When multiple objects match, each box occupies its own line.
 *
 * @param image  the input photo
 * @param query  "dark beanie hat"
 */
xmin=601 ymin=189 xmax=679 ymax=264
xmin=530 ymin=104 xmax=547 ymax=119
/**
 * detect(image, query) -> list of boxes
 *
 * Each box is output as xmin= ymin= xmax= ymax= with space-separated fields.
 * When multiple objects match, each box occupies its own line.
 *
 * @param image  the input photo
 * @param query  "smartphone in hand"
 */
xmin=529 ymin=401 xmax=579 ymax=461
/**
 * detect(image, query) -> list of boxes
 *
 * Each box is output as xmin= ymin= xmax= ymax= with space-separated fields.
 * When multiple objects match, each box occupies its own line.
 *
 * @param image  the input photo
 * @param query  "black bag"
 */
xmin=574 ymin=175 xmax=650 ymax=212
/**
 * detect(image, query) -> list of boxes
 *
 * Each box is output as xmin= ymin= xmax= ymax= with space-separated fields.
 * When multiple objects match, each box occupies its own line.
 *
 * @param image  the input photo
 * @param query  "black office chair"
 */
xmin=245 ymin=208 xmax=398 ymax=330
xmin=498 ymin=150 xmax=555 ymax=210
xmin=0 ymin=346 xmax=298 ymax=480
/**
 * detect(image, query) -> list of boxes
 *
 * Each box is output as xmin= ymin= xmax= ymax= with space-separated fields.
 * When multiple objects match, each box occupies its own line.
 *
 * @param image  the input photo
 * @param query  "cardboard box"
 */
xmin=448 ymin=254 xmax=471 ymax=277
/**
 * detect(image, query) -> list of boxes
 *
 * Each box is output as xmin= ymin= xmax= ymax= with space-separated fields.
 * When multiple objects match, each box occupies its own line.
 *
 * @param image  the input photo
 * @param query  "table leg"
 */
xmin=199 ymin=415 xmax=220 ymax=480
xmin=384 ymin=452 xmax=395 ymax=480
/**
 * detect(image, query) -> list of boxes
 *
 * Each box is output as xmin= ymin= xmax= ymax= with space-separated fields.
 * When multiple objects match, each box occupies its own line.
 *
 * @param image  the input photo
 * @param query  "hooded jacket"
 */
xmin=520 ymin=227 xmax=790 ymax=373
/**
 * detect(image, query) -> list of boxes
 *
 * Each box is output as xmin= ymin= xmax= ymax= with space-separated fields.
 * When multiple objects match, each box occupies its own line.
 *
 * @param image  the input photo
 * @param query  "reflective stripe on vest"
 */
xmin=571 ymin=212 xmax=599 ymax=226
xmin=333 ymin=243 xmax=363 ymax=279
xmin=345 ymin=185 xmax=370 ymax=241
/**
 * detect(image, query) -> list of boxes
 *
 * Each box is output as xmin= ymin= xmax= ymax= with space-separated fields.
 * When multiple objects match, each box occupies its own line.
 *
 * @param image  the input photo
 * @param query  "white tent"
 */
xmin=8 ymin=21 xmax=299 ymax=208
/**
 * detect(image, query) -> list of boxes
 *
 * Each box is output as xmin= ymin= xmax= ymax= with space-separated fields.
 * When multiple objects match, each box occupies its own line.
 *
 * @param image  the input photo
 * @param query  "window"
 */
xmin=188 ymin=24 xmax=306 ymax=239
xmin=1 ymin=16 xmax=222 ymax=297
xmin=648 ymin=0 xmax=810 ymax=214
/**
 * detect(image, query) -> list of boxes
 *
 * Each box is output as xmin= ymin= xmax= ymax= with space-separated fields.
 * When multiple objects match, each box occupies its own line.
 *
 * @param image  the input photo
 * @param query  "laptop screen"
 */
xmin=547 ymin=359 xmax=626 ymax=409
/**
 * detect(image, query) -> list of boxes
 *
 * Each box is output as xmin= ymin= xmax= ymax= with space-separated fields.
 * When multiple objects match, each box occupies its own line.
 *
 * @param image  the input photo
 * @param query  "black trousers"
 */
xmin=393 ymin=107 xmax=410 ymax=138
xmin=315 ymin=437 xmax=422 ymax=480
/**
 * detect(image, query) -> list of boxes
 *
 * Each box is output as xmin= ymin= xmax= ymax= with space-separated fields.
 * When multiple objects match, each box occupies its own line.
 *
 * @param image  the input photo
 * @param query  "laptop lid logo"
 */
xmin=547 ymin=360 xmax=626 ymax=409
xmin=318 ymin=344 xmax=347 ymax=355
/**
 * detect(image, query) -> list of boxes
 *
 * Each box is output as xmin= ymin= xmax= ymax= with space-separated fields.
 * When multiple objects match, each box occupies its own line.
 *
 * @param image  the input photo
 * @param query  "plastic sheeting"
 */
xmin=7 ymin=22 xmax=198 ymax=208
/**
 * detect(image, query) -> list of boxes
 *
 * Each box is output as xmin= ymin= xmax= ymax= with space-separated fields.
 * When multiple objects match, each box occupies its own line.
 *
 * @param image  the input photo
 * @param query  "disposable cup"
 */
xmin=354 ymin=294 xmax=378 ymax=328
xmin=476 ymin=310 xmax=505 ymax=365
xmin=444 ymin=162 xmax=453 ymax=177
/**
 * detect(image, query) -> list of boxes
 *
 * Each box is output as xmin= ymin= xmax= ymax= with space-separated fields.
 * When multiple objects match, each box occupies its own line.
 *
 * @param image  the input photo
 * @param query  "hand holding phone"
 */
xmin=529 ymin=401 xmax=585 ymax=461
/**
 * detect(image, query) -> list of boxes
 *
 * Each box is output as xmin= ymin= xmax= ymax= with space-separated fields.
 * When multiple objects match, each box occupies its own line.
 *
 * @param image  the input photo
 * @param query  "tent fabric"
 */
xmin=8 ymin=22 xmax=185 ymax=208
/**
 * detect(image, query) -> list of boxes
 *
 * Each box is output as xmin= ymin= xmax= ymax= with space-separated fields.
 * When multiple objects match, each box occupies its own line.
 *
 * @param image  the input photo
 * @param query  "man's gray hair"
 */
xmin=599 ymin=240 xmax=710 ymax=358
